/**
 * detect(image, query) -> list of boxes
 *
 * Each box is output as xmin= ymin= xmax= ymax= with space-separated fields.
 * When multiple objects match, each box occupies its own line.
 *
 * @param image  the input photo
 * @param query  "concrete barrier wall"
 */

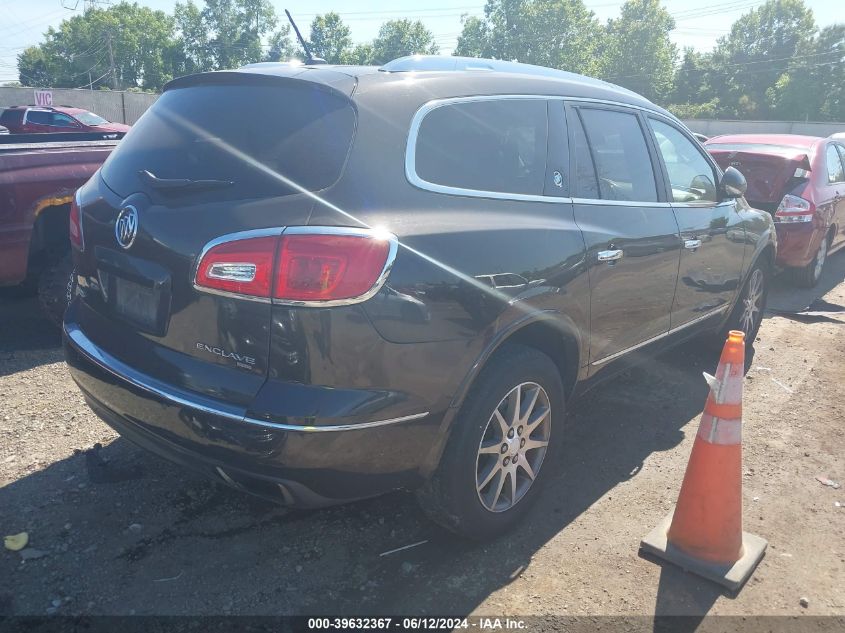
xmin=683 ymin=119 xmax=845 ymax=138
xmin=0 ymin=87 xmax=158 ymax=124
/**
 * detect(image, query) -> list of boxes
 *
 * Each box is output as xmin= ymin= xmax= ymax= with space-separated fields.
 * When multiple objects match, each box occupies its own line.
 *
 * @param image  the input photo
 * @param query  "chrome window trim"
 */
xmin=66 ymin=323 xmax=429 ymax=433
xmin=406 ymin=95 xmax=573 ymax=204
xmin=590 ymin=305 xmax=730 ymax=366
xmin=405 ymin=94 xmax=679 ymax=205
xmin=572 ymin=198 xmax=674 ymax=208
xmin=671 ymin=200 xmax=736 ymax=209
xmin=192 ymin=226 xmax=399 ymax=308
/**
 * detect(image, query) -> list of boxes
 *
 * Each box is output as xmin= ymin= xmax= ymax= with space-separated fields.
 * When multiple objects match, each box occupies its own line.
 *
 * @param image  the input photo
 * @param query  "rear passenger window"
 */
xmin=826 ymin=145 xmax=844 ymax=183
xmin=26 ymin=110 xmax=51 ymax=125
xmin=414 ymin=99 xmax=548 ymax=196
xmin=578 ymin=108 xmax=658 ymax=202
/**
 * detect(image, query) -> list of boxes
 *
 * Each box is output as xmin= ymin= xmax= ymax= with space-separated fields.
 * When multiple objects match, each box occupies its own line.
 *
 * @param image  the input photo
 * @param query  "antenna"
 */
xmin=285 ymin=9 xmax=326 ymax=65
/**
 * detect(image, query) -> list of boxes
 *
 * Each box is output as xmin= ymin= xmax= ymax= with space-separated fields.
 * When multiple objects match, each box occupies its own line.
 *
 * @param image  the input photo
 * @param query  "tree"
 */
xmin=766 ymin=23 xmax=844 ymax=121
xmin=371 ymin=19 xmax=439 ymax=64
xmin=17 ymin=47 xmax=55 ymax=87
xmin=708 ymin=0 xmax=817 ymax=118
xmin=455 ymin=15 xmax=493 ymax=58
xmin=264 ymin=24 xmax=298 ymax=62
xmin=17 ymin=2 xmax=179 ymax=90
xmin=174 ymin=1 xmax=212 ymax=74
xmin=455 ymin=1 xmax=605 ymax=77
xmin=192 ymin=0 xmax=278 ymax=70
xmin=602 ymin=0 xmax=677 ymax=101
xmin=308 ymin=13 xmax=352 ymax=63
xmin=671 ymin=47 xmax=710 ymax=105
xmin=346 ymin=43 xmax=376 ymax=65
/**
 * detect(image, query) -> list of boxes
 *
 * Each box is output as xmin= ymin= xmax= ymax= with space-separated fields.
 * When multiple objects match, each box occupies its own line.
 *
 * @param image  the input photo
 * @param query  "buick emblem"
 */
xmin=115 ymin=205 xmax=138 ymax=249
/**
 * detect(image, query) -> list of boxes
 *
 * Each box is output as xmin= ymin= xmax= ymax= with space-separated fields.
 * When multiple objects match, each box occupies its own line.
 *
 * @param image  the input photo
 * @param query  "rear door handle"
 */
xmin=684 ymin=239 xmax=702 ymax=251
xmin=597 ymin=249 xmax=624 ymax=262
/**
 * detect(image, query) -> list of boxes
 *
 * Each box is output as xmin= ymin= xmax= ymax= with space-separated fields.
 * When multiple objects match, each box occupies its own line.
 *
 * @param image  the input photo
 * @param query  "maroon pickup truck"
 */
xmin=0 ymin=132 xmax=124 ymax=323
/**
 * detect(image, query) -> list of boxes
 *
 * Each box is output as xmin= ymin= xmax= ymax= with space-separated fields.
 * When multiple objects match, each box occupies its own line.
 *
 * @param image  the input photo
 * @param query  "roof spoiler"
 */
xmin=162 ymin=69 xmax=355 ymax=98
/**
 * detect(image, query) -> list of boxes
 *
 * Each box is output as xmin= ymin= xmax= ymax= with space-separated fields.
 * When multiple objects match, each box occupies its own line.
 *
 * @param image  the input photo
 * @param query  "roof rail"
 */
xmin=380 ymin=55 xmax=638 ymax=95
xmin=381 ymin=55 xmax=578 ymax=79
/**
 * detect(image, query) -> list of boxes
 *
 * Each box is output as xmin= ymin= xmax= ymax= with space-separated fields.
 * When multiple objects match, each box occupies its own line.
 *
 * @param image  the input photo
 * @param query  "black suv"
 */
xmin=64 ymin=56 xmax=775 ymax=539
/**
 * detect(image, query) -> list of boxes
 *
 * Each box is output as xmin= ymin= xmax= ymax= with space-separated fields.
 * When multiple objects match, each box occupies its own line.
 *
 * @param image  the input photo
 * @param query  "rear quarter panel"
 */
xmin=307 ymin=80 xmax=591 ymax=396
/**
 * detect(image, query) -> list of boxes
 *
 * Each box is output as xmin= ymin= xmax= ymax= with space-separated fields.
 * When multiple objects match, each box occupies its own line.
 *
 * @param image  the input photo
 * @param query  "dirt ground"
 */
xmin=1 ymin=254 xmax=843 ymax=621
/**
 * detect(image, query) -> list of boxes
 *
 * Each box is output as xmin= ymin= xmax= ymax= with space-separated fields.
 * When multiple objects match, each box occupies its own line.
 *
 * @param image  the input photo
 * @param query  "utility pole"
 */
xmin=106 ymin=32 xmax=118 ymax=90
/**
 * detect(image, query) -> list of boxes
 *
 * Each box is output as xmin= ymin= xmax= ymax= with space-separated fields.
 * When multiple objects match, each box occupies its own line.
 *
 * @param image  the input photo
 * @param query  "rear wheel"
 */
xmin=37 ymin=252 xmax=75 ymax=328
xmin=791 ymin=233 xmax=829 ymax=288
xmin=416 ymin=344 xmax=564 ymax=540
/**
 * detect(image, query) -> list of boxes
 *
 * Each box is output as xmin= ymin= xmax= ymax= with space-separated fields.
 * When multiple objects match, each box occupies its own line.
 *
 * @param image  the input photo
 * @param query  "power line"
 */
xmin=607 ymin=48 xmax=843 ymax=81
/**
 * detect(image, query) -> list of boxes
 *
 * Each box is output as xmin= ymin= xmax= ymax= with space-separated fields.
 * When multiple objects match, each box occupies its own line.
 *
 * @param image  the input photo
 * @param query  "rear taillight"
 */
xmin=69 ymin=192 xmax=84 ymax=251
xmin=195 ymin=235 xmax=278 ymax=298
xmin=275 ymin=233 xmax=391 ymax=302
xmin=194 ymin=228 xmax=396 ymax=305
xmin=774 ymin=194 xmax=815 ymax=223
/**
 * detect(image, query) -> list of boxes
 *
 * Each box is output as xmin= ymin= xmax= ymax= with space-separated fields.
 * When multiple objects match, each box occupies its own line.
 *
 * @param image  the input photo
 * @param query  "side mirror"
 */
xmin=720 ymin=166 xmax=747 ymax=198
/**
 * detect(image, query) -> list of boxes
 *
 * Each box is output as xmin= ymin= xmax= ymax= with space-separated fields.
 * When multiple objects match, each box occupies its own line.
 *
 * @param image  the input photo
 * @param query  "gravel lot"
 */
xmin=1 ymin=254 xmax=843 ymax=619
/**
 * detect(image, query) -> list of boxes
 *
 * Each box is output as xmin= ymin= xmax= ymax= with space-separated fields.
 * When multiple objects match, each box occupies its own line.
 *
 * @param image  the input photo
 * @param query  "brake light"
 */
xmin=194 ymin=228 xmax=395 ymax=304
xmin=774 ymin=194 xmax=815 ymax=223
xmin=275 ymin=234 xmax=390 ymax=302
xmin=195 ymin=236 xmax=278 ymax=298
xmin=69 ymin=193 xmax=84 ymax=251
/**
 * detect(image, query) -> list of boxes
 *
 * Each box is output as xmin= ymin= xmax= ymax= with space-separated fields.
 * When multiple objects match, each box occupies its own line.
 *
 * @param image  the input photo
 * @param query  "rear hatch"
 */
xmin=73 ymin=70 xmax=356 ymax=405
xmin=707 ymin=143 xmax=811 ymax=212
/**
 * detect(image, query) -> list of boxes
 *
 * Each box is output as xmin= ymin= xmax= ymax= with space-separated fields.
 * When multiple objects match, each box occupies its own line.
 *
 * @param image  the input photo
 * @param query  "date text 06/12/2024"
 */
xmin=306 ymin=618 xmax=528 ymax=630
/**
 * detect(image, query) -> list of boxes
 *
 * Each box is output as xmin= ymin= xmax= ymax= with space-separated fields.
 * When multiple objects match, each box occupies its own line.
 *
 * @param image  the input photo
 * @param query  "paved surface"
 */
xmin=1 ymin=253 xmax=843 ymax=618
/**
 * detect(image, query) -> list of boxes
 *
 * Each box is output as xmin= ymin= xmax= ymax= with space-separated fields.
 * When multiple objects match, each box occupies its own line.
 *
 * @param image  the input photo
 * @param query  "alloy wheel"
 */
xmin=740 ymin=268 xmax=764 ymax=336
xmin=475 ymin=381 xmax=551 ymax=513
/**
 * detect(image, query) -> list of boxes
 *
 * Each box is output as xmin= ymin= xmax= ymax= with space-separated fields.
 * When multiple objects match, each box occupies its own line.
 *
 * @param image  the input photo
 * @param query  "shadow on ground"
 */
xmin=0 ymin=290 xmax=62 ymax=376
xmin=766 ymin=250 xmax=845 ymax=315
xmin=5 ymin=256 xmax=840 ymax=616
xmin=0 ymin=332 xmax=736 ymax=616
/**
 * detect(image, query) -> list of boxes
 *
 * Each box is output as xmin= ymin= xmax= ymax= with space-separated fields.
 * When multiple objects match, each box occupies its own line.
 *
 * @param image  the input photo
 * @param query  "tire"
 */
xmin=416 ymin=344 xmax=564 ymax=540
xmin=715 ymin=260 xmax=769 ymax=348
xmin=791 ymin=233 xmax=829 ymax=288
xmin=37 ymin=252 xmax=75 ymax=328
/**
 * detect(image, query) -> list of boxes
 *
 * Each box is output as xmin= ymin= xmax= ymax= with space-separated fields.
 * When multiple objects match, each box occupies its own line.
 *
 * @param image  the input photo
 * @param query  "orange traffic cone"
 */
xmin=640 ymin=330 xmax=767 ymax=591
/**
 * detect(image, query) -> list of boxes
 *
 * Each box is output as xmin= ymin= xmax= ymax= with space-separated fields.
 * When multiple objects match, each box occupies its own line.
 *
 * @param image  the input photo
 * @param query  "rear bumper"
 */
xmin=775 ymin=223 xmax=826 ymax=268
xmin=63 ymin=321 xmax=443 ymax=506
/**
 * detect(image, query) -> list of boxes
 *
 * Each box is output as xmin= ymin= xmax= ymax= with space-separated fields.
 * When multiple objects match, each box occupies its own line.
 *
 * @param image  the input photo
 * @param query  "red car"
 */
xmin=706 ymin=134 xmax=845 ymax=287
xmin=0 ymin=105 xmax=130 ymax=134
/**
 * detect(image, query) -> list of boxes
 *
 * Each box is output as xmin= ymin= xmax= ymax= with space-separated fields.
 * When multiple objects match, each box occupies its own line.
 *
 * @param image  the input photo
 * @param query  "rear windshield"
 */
xmin=100 ymin=80 xmax=356 ymax=199
xmin=706 ymin=142 xmax=811 ymax=154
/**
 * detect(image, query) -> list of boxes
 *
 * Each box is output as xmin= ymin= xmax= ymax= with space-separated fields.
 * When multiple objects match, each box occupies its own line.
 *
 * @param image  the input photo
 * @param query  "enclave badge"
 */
xmin=115 ymin=205 xmax=138 ymax=249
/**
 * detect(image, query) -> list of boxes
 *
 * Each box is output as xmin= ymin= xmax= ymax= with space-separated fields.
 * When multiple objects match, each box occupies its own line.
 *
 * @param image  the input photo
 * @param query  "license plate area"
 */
xmin=114 ymin=277 xmax=159 ymax=330
xmin=95 ymin=247 xmax=172 ymax=335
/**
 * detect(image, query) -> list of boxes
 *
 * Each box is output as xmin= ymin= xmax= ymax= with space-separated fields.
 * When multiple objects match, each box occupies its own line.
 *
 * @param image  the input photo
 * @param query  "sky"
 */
xmin=0 ymin=0 xmax=842 ymax=83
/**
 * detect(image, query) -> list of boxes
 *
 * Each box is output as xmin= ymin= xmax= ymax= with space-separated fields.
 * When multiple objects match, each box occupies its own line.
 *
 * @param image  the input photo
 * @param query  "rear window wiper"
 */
xmin=140 ymin=169 xmax=234 ymax=191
